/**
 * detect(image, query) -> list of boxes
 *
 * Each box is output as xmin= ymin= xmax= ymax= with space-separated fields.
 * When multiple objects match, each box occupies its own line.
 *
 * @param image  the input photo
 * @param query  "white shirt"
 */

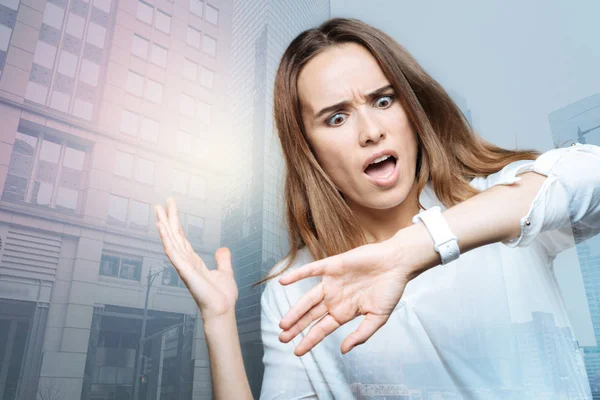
xmin=260 ymin=143 xmax=600 ymax=399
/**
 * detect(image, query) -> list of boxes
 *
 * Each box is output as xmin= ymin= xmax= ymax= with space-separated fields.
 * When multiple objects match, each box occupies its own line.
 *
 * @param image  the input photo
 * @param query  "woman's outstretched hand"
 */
xmin=154 ymin=198 xmax=238 ymax=322
xmin=278 ymin=227 xmax=436 ymax=357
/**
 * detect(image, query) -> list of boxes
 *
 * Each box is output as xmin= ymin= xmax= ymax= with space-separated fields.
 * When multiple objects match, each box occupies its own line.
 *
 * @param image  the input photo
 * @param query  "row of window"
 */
xmin=113 ymin=150 xmax=208 ymax=195
xmin=3 ymin=129 xmax=87 ymax=212
xmin=119 ymin=108 xmax=209 ymax=158
xmin=137 ymin=1 xmax=219 ymax=34
xmin=99 ymin=253 xmax=196 ymax=288
xmin=2 ymin=123 xmax=208 ymax=226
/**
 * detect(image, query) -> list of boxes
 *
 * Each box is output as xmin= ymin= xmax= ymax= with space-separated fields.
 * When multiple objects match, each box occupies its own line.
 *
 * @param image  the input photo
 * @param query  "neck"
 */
xmin=348 ymin=181 xmax=421 ymax=244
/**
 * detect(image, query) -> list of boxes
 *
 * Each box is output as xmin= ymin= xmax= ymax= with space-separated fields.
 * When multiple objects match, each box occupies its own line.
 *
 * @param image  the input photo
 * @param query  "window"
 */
xmin=126 ymin=71 xmax=144 ymax=97
xmin=180 ymin=94 xmax=195 ymax=117
xmin=186 ymin=26 xmax=201 ymax=49
xmin=114 ymin=151 xmax=134 ymax=178
xmin=108 ymin=194 xmax=127 ymax=223
xmin=205 ymin=4 xmax=218 ymax=25
xmin=80 ymin=60 xmax=100 ymax=87
xmin=66 ymin=12 xmax=85 ymax=39
xmin=2 ymin=126 xmax=88 ymax=213
xmin=189 ymin=175 xmax=205 ymax=199
xmin=183 ymin=59 xmax=198 ymax=81
xmin=0 ymin=24 xmax=11 ymax=52
xmin=150 ymin=43 xmax=167 ymax=68
xmin=140 ymin=117 xmax=159 ymax=143
xmin=120 ymin=110 xmax=139 ymax=136
xmin=87 ymin=23 xmax=107 ymax=49
xmin=196 ymin=101 xmax=211 ymax=124
xmin=176 ymin=131 xmax=192 ymax=155
xmin=145 ymin=79 xmax=163 ymax=104
xmin=189 ymin=0 xmax=202 ymax=17
xmin=187 ymin=214 xmax=204 ymax=243
xmin=155 ymin=10 xmax=171 ymax=34
xmin=195 ymin=137 xmax=208 ymax=159
xmin=129 ymin=200 xmax=150 ymax=228
xmin=94 ymin=0 xmax=112 ymax=14
xmin=43 ymin=2 xmax=65 ymax=30
xmin=202 ymin=34 xmax=216 ymax=57
xmin=136 ymin=1 xmax=153 ymax=24
xmin=200 ymin=66 xmax=214 ymax=88
xmin=59 ymin=50 xmax=78 ymax=79
xmin=100 ymin=253 xmax=142 ymax=281
xmin=131 ymin=35 xmax=149 ymax=59
xmin=34 ymin=41 xmax=58 ymax=70
xmin=134 ymin=157 xmax=155 ymax=184
xmin=172 ymin=170 xmax=189 ymax=194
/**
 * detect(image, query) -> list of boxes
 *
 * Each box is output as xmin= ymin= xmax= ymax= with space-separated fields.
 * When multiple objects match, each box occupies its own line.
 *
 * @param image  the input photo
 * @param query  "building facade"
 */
xmin=0 ymin=0 xmax=232 ymax=398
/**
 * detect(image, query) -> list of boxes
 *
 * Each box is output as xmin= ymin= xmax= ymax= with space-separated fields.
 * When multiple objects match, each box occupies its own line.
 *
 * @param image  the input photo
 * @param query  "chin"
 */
xmin=356 ymin=184 xmax=411 ymax=210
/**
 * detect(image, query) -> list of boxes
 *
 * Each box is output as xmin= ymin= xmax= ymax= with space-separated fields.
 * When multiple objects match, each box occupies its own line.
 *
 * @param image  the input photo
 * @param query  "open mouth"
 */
xmin=364 ymin=155 xmax=397 ymax=179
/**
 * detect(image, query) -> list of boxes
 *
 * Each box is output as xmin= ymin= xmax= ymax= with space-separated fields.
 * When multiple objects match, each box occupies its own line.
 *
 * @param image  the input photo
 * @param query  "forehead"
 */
xmin=297 ymin=42 xmax=389 ymax=115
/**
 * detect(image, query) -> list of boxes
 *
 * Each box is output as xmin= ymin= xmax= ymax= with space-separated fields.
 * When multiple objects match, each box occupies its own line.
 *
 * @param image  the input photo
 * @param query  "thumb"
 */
xmin=214 ymin=247 xmax=233 ymax=275
xmin=341 ymin=313 xmax=388 ymax=354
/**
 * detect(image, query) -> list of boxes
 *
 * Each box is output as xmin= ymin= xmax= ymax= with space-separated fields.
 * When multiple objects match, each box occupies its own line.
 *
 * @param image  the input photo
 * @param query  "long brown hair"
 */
xmin=254 ymin=17 xmax=539 ymax=285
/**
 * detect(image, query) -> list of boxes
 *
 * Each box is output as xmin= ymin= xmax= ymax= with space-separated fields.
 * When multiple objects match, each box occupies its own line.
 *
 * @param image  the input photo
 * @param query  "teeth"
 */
xmin=370 ymin=155 xmax=391 ymax=165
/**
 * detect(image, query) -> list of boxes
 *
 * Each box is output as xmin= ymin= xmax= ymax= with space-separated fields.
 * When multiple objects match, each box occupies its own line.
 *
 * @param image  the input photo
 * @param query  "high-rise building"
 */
xmin=549 ymin=93 xmax=600 ymax=399
xmin=0 ymin=0 xmax=232 ymax=398
xmin=221 ymin=0 xmax=330 ymax=396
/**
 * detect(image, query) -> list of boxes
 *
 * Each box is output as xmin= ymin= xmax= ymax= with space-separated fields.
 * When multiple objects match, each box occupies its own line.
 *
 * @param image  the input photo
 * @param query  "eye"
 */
xmin=375 ymin=95 xmax=394 ymax=109
xmin=326 ymin=113 xmax=347 ymax=127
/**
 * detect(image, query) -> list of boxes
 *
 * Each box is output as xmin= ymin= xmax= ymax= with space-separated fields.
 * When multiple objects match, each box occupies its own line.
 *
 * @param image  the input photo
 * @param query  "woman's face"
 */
xmin=298 ymin=42 xmax=419 ymax=211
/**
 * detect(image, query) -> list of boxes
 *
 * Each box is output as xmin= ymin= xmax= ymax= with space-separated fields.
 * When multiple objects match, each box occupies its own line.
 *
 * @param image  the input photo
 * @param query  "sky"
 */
xmin=330 ymin=0 xmax=600 ymax=345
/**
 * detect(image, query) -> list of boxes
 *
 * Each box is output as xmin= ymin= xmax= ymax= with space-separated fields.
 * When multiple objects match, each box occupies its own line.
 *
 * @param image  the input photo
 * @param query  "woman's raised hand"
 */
xmin=277 ymin=228 xmax=435 ymax=356
xmin=154 ymin=198 xmax=238 ymax=321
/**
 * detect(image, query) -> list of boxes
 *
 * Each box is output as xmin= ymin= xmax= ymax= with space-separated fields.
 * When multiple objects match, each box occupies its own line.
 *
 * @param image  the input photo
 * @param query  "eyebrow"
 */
xmin=313 ymin=84 xmax=395 ymax=120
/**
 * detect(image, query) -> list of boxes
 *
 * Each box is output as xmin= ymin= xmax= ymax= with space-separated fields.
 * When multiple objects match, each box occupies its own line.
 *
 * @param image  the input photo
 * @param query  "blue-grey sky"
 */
xmin=330 ymin=0 xmax=600 ymax=345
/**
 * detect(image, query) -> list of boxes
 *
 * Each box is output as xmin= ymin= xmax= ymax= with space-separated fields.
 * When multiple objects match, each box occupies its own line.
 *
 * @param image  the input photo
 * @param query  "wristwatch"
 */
xmin=412 ymin=206 xmax=460 ymax=265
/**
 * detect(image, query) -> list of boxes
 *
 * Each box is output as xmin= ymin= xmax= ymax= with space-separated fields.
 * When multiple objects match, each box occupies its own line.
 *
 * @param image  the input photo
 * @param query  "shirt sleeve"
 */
xmin=260 ymin=279 xmax=318 ymax=400
xmin=481 ymin=143 xmax=600 ymax=257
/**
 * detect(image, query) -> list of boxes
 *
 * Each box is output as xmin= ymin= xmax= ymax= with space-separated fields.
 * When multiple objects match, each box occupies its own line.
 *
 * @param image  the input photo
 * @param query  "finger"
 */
xmin=166 ymin=198 xmax=187 ymax=250
xmin=341 ymin=313 xmax=388 ymax=354
xmin=155 ymin=208 xmax=185 ymax=254
xmin=278 ymin=259 xmax=328 ymax=285
xmin=156 ymin=222 xmax=188 ymax=274
xmin=279 ymin=283 xmax=324 ymax=330
xmin=279 ymin=301 xmax=327 ymax=343
xmin=214 ymin=248 xmax=233 ymax=275
xmin=294 ymin=314 xmax=341 ymax=357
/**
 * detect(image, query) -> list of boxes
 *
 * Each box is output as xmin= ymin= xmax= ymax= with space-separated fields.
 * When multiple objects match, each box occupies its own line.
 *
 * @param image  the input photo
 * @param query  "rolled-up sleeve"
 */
xmin=482 ymin=143 xmax=600 ymax=256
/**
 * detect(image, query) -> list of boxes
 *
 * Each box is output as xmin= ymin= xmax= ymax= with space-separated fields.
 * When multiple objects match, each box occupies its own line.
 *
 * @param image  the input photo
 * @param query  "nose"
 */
xmin=357 ymin=107 xmax=385 ymax=146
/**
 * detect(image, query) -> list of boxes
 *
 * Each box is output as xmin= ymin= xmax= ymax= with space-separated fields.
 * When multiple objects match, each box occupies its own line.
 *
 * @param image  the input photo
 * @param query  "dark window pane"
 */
xmin=100 ymin=254 xmax=119 ymax=277
xmin=119 ymin=258 xmax=141 ymax=281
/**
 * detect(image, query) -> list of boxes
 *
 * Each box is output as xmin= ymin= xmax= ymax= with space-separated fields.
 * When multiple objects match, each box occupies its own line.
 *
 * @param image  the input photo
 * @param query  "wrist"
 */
xmin=203 ymin=310 xmax=237 ymax=336
xmin=391 ymin=222 xmax=441 ymax=281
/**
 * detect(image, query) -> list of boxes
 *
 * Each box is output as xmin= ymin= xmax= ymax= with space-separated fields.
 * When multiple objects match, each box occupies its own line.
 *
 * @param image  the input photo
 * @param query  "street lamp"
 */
xmin=132 ymin=263 xmax=170 ymax=400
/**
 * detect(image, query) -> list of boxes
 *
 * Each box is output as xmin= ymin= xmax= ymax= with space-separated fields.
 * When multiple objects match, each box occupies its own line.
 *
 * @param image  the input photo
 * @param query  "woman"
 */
xmin=154 ymin=18 xmax=600 ymax=399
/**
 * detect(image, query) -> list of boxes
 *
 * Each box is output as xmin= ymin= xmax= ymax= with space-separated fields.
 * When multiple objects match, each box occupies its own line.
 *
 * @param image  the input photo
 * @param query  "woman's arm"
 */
xmin=154 ymin=199 xmax=253 ymax=400
xmin=399 ymin=169 xmax=549 ymax=278
xmin=203 ymin=311 xmax=253 ymax=400
xmin=278 ymin=144 xmax=600 ymax=355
